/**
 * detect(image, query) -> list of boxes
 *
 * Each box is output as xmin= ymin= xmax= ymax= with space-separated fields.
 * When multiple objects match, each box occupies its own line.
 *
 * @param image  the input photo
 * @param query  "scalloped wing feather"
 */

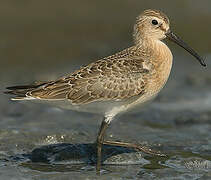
xmin=6 ymin=47 xmax=150 ymax=104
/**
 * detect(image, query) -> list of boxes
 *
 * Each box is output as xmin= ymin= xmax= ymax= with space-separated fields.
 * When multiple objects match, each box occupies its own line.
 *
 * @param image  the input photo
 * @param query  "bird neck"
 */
xmin=135 ymin=36 xmax=157 ymax=50
xmin=134 ymin=37 xmax=172 ymax=62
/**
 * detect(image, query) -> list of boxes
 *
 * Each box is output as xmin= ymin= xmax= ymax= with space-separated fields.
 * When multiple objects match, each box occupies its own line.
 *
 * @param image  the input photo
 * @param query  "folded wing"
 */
xmin=6 ymin=49 xmax=150 ymax=104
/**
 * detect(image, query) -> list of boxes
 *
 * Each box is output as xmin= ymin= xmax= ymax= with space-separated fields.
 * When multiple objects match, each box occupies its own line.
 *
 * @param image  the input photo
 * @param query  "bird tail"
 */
xmin=4 ymin=82 xmax=46 ymax=100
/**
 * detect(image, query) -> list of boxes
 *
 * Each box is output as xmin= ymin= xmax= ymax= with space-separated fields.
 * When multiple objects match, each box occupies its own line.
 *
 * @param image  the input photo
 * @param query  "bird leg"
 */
xmin=102 ymin=140 xmax=166 ymax=157
xmin=96 ymin=120 xmax=110 ymax=173
xmin=95 ymin=118 xmax=166 ymax=174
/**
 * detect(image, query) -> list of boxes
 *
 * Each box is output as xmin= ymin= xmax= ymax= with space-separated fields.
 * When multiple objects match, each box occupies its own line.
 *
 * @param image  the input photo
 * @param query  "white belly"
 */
xmin=30 ymin=90 xmax=156 ymax=115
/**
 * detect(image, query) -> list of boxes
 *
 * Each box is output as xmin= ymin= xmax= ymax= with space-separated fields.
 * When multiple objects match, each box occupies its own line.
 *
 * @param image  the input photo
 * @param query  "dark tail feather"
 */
xmin=6 ymin=85 xmax=37 ymax=90
xmin=4 ymin=86 xmax=35 ymax=96
xmin=4 ymin=82 xmax=47 ymax=99
xmin=4 ymin=89 xmax=30 ymax=96
xmin=6 ymin=81 xmax=47 ymax=90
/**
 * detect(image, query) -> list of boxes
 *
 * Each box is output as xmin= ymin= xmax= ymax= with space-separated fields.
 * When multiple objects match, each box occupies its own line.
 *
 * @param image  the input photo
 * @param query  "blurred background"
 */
xmin=0 ymin=0 xmax=210 ymax=79
xmin=1 ymin=1 xmax=211 ymax=179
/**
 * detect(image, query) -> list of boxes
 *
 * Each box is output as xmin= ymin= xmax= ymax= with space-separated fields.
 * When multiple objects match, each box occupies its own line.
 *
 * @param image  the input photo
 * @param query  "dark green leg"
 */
xmin=95 ymin=118 xmax=166 ymax=174
xmin=96 ymin=120 xmax=109 ymax=174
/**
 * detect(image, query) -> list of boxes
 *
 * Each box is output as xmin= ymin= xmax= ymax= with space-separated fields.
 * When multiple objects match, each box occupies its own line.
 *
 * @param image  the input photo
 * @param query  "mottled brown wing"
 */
xmin=70 ymin=58 xmax=149 ymax=104
xmin=29 ymin=55 xmax=149 ymax=105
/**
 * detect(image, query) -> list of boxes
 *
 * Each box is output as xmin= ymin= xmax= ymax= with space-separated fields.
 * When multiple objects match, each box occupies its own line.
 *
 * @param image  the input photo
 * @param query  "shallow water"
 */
xmin=1 ymin=1 xmax=211 ymax=179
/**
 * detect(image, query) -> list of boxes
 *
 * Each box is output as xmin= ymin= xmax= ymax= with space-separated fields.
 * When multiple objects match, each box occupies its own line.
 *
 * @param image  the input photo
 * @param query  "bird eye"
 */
xmin=152 ymin=19 xmax=158 ymax=25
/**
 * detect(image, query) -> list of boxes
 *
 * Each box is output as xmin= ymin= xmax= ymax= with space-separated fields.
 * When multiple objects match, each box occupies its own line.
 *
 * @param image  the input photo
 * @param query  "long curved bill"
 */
xmin=165 ymin=30 xmax=206 ymax=67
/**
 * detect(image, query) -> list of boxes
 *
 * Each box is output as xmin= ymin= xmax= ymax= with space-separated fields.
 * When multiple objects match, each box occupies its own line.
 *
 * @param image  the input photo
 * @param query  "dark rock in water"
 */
xmin=30 ymin=143 xmax=149 ymax=165
xmin=31 ymin=143 xmax=94 ymax=164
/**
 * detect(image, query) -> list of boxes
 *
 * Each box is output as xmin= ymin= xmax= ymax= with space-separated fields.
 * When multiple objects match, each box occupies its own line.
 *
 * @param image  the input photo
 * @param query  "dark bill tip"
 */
xmin=165 ymin=30 xmax=206 ymax=67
